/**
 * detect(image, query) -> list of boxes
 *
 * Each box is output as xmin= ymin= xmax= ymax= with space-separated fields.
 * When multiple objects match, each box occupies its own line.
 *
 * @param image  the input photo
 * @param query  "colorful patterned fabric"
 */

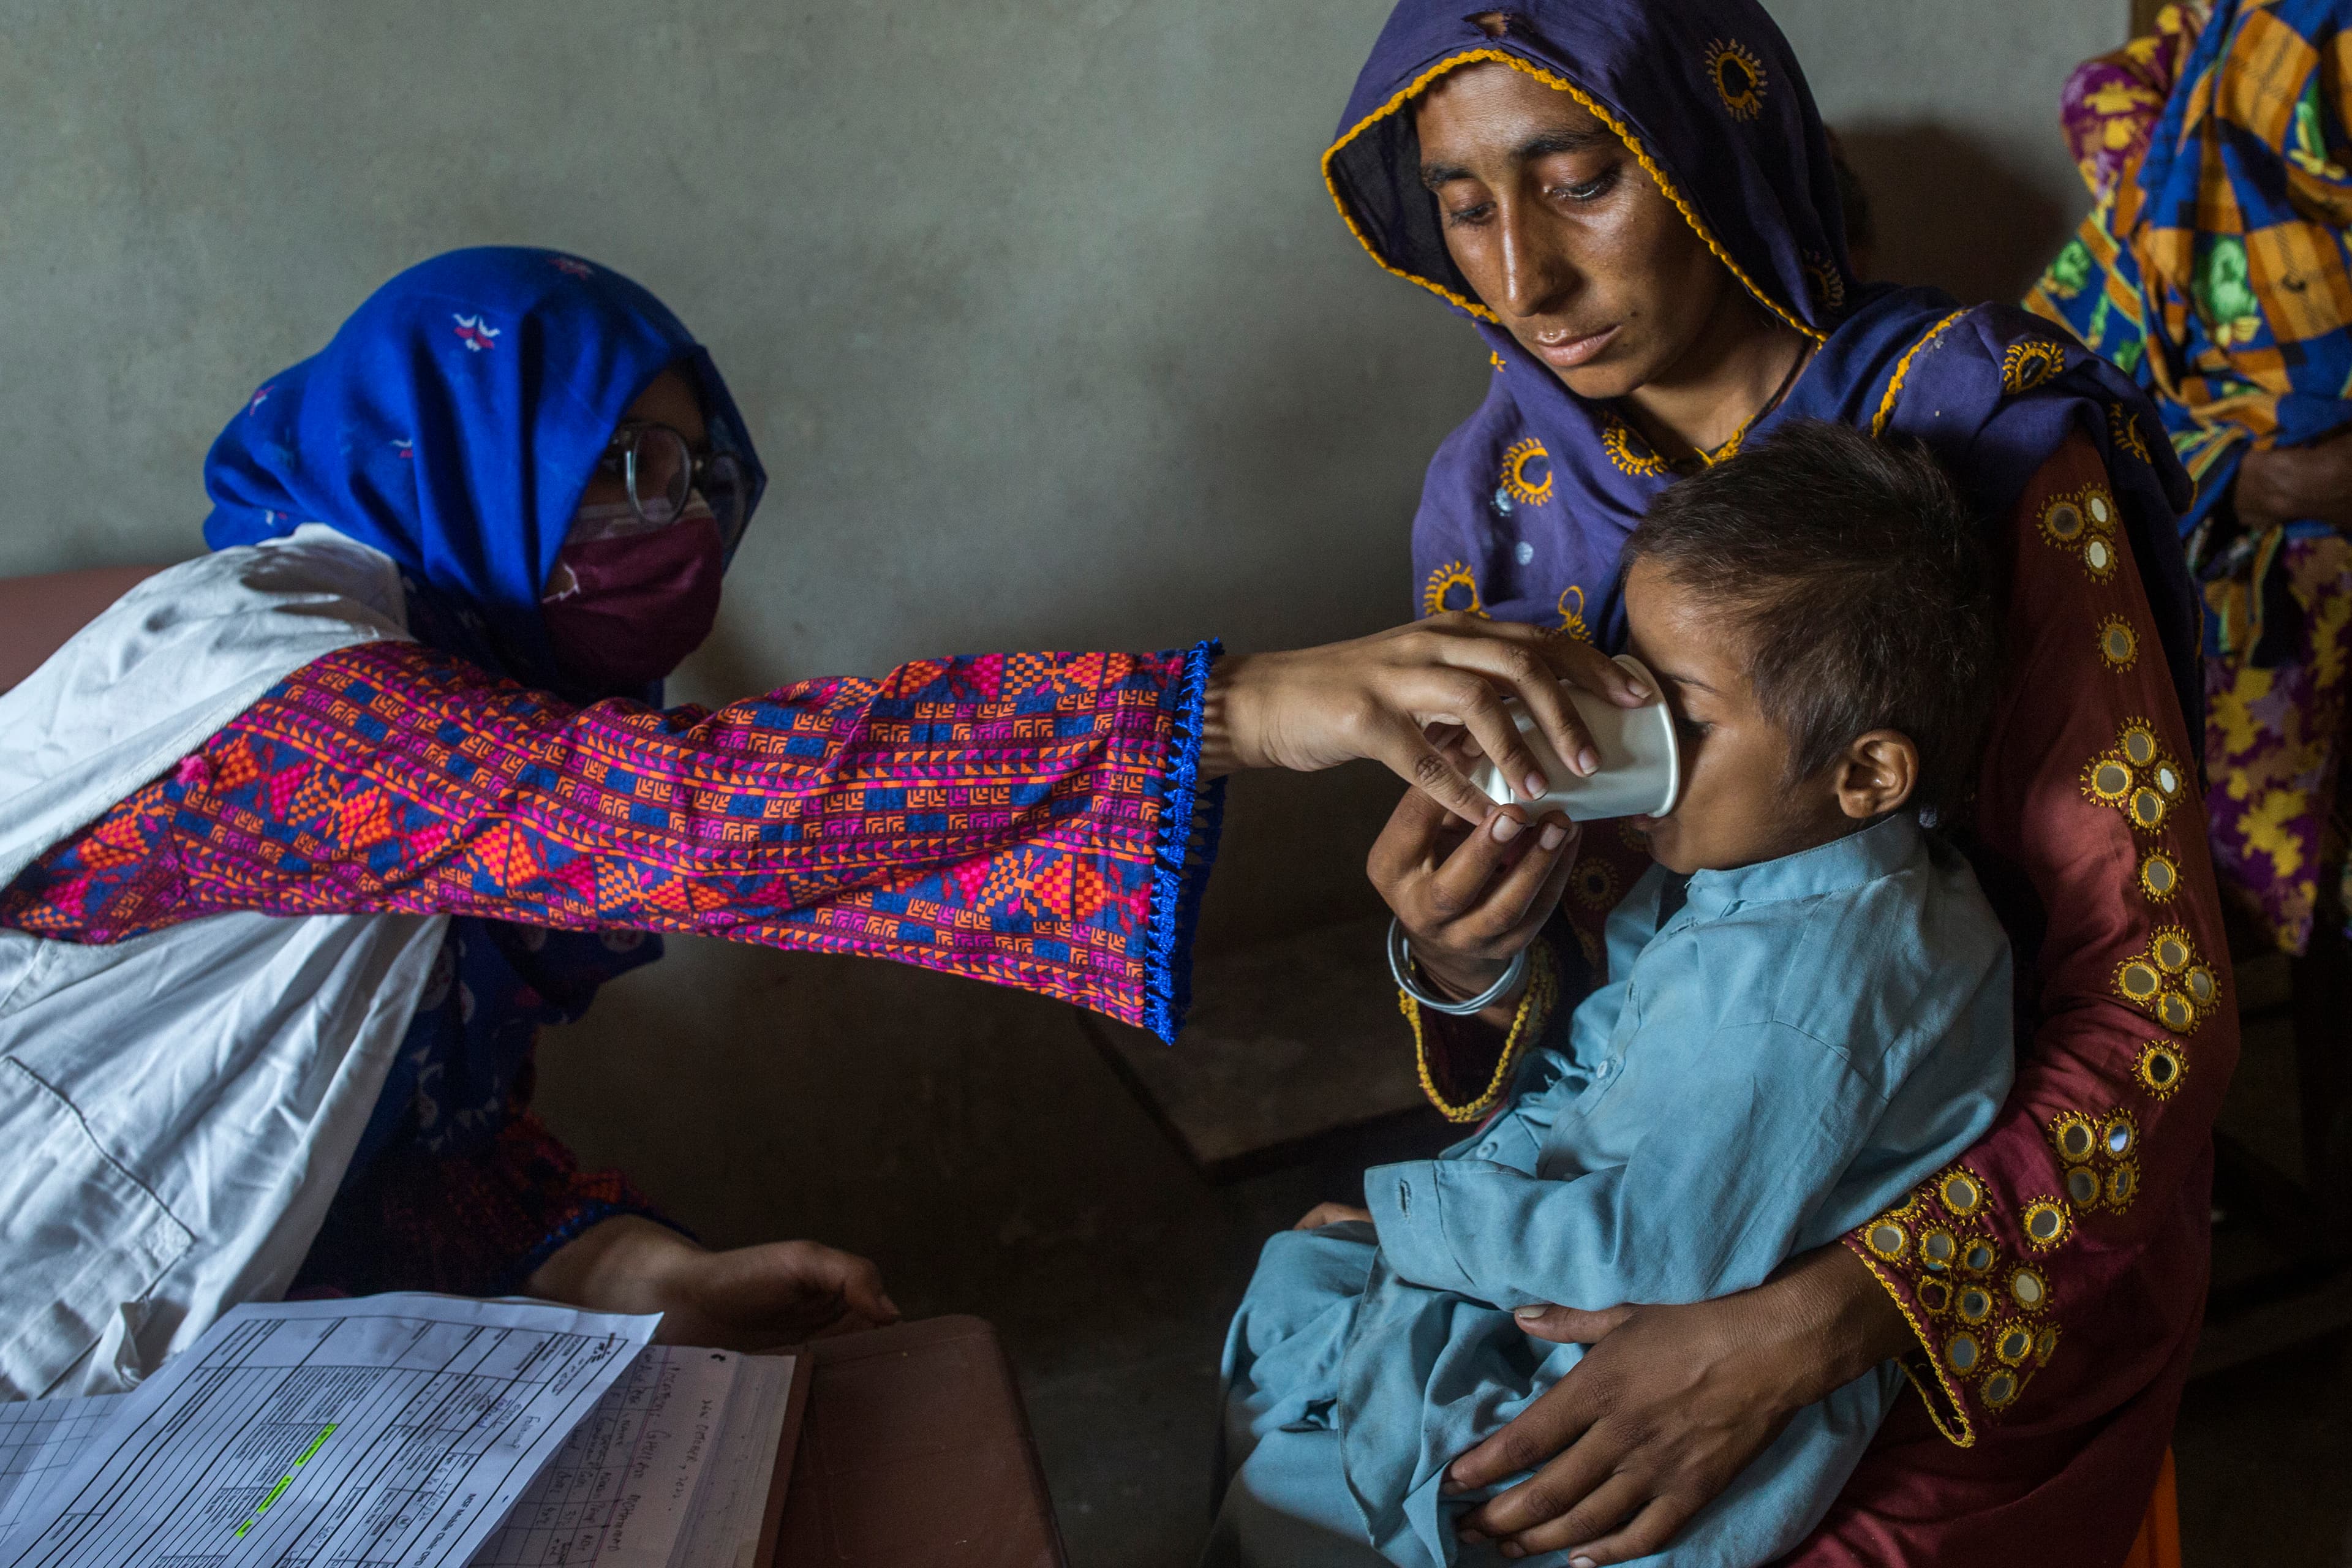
xmin=2059 ymin=5 xmax=2211 ymax=204
xmin=2027 ymin=0 xmax=2352 ymax=519
xmin=1330 ymin=1 xmax=2204 ymax=748
xmin=2206 ymin=534 xmax=2352 ymax=943
xmin=1327 ymin=4 xmax=2232 ymax=1559
xmin=354 ymin=892 xmax=662 ymax=1171
xmin=2028 ymin=2 xmax=2352 ymax=953
xmin=0 ymin=635 xmax=1223 ymax=1041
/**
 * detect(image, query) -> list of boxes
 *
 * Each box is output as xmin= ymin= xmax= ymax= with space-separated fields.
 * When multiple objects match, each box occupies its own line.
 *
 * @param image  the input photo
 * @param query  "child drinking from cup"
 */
xmin=1207 ymin=421 xmax=2016 ymax=1568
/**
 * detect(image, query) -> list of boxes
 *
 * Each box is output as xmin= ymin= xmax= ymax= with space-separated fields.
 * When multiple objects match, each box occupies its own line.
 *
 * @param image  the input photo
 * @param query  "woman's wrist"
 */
xmin=1195 ymin=650 xmax=1253 ymax=779
xmin=1406 ymin=942 xmax=1530 ymax=1028
xmin=1752 ymin=1242 xmax=1918 ymax=1409
xmin=526 ymin=1214 xmax=704 ymax=1316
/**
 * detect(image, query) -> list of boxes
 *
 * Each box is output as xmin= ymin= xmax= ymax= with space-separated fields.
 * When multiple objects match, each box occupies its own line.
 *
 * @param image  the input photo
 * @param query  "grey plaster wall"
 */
xmin=1773 ymin=0 xmax=2117 ymax=307
xmin=0 ymin=2 xmax=2118 ymax=625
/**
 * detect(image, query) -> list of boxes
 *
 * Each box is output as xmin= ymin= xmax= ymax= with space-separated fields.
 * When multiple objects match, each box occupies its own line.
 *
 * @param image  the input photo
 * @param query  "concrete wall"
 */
xmin=1 ymin=0 xmax=2122 ymax=1233
xmin=1772 ymin=0 xmax=2117 ymax=309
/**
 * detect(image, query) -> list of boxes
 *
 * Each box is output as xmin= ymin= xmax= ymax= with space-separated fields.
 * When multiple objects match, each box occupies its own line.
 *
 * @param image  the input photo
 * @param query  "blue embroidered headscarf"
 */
xmin=1329 ymin=0 xmax=2206 ymax=747
xmin=205 ymin=244 xmax=766 ymax=693
xmin=200 ymin=247 xmax=767 ymax=1210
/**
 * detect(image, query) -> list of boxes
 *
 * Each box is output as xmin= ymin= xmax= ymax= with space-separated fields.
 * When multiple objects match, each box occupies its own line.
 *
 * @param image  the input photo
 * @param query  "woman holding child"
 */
xmin=1221 ymin=1 xmax=2237 ymax=1563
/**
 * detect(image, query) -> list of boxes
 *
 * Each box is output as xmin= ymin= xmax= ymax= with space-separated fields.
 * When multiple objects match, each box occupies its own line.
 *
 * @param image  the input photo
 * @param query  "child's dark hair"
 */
xmin=1622 ymin=419 xmax=2001 ymax=815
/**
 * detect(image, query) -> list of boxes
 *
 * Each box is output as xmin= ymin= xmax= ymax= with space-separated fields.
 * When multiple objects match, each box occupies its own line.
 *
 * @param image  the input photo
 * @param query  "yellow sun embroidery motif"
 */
xmin=1422 ymin=561 xmax=1484 ymax=619
xmin=1706 ymin=39 xmax=1766 ymax=121
xmin=2001 ymin=339 xmax=2067 ymax=394
xmin=1804 ymin=252 xmax=1846 ymax=317
xmin=1602 ymin=417 xmax=1670 ymax=477
xmin=2020 ymin=1199 xmax=2071 ymax=1251
xmin=2111 ymin=921 xmax=2214 ymax=1035
xmin=1570 ymin=854 xmax=1619 ymax=910
xmin=1558 ymin=584 xmax=1591 ymax=641
xmin=1501 ymin=437 xmax=1555 ymax=505
xmin=2110 ymin=405 xmax=2151 ymax=464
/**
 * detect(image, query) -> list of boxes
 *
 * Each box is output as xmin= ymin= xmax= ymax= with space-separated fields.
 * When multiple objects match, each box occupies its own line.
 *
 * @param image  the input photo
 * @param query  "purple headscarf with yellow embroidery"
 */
xmin=1330 ymin=0 xmax=2206 ymax=745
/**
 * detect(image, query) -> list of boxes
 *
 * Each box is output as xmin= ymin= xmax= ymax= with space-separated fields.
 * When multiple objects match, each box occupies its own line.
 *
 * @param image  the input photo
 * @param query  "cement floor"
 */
xmin=540 ymin=933 xmax=2352 ymax=1566
xmin=2174 ymin=1325 xmax=2352 ymax=1567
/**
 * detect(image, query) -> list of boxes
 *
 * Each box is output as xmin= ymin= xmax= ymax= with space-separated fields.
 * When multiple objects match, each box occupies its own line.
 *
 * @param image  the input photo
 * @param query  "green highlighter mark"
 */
xmin=293 ymin=1425 xmax=336 ymax=1466
xmin=232 ymin=1423 xmax=336 ymax=1538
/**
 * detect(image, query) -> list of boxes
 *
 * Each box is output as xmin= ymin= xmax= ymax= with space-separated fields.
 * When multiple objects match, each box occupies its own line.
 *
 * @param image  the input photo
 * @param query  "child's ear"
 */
xmin=1833 ymin=730 xmax=1918 ymax=820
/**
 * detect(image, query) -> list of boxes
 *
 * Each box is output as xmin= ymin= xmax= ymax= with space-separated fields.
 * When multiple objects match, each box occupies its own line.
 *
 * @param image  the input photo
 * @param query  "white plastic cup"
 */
xmin=1466 ymin=654 xmax=1681 ymax=821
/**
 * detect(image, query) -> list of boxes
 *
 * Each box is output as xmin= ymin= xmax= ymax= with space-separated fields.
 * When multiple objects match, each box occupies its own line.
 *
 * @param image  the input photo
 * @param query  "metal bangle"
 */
xmin=1387 ymin=917 xmax=1529 ymax=1016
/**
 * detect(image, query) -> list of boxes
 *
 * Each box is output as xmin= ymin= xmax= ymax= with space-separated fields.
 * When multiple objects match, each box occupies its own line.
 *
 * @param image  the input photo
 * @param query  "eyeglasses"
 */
xmin=594 ymin=420 xmax=752 ymax=553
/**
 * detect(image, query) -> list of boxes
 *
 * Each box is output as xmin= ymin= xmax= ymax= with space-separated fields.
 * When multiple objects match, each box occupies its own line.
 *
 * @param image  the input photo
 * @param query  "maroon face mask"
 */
xmin=540 ymin=499 xmax=724 ymax=691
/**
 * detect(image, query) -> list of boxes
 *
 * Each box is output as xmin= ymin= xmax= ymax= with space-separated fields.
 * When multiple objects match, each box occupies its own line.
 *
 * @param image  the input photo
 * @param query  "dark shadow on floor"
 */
xmin=2175 ymin=1328 xmax=2352 ymax=1566
xmin=534 ymin=932 xmax=1455 ymax=1565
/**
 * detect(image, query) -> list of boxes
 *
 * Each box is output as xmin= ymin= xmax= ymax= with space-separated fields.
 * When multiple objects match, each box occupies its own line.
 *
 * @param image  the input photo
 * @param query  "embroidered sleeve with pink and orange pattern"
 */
xmin=0 ymin=636 xmax=1224 ymax=1041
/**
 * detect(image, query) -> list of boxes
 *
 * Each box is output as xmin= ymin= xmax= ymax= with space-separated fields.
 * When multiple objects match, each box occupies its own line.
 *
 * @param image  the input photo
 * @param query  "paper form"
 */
xmin=467 ymin=1345 xmax=738 ymax=1568
xmin=471 ymin=1347 xmax=798 ymax=1568
xmin=0 ymin=1295 xmax=655 ymax=1568
xmin=0 ymin=1400 xmax=119 ymax=1539
xmin=667 ymin=1354 xmax=796 ymax=1568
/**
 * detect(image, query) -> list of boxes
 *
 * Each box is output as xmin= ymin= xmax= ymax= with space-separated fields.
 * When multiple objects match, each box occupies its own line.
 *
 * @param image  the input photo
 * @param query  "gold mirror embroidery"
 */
xmin=2137 ymin=1042 xmax=2185 ymax=1098
xmin=2011 ymin=1269 xmax=2046 ymax=1310
xmin=2022 ymin=1200 xmax=2069 ymax=1250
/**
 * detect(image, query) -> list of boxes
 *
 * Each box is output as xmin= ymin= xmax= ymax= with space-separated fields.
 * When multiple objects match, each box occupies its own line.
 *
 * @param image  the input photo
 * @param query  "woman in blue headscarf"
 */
xmin=0 ymin=246 xmax=1623 ymax=1397
xmin=1268 ymin=3 xmax=2235 ymax=1564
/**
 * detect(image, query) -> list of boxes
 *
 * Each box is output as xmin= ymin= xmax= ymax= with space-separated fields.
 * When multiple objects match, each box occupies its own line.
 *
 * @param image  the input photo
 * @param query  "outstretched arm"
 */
xmin=3 ymin=614 xmax=1622 ymax=1040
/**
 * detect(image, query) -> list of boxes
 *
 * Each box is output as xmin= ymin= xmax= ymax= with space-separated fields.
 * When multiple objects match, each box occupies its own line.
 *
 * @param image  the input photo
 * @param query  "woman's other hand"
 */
xmin=1293 ymin=1202 xmax=1375 ymax=1231
xmin=1446 ymin=1245 xmax=1912 ymax=1565
xmin=526 ymin=1214 xmax=902 ymax=1348
xmin=1202 ymin=614 xmax=1652 ymax=825
xmin=1370 ymin=773 xmax=1580 ymax=1017
xmin=2236 ymin=431 xmax=2352 ymax=535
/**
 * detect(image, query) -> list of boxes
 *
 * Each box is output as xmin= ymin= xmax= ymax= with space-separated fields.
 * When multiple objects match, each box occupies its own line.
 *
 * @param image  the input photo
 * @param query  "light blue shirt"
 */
xmin=1370 ymin=812 xmax=2012 ymax=1308
xmin=1212 ymin=813 xmax=2014 ymax=1568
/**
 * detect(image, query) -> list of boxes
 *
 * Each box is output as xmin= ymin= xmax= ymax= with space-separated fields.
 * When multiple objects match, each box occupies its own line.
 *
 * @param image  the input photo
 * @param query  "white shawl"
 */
xmin=0 ymin=527 xmax=448 ymax=1395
